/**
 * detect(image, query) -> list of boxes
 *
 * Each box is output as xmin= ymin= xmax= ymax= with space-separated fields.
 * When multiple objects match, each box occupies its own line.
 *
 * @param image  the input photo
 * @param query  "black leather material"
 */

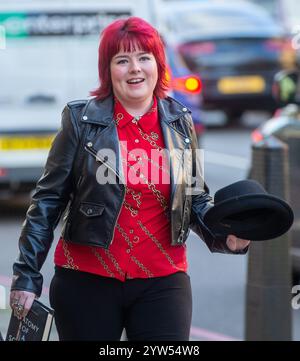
xmin=11 ymin=96 xmax=243 ymax=297
xmin=79 ymin=203 xmax=105 ymax=217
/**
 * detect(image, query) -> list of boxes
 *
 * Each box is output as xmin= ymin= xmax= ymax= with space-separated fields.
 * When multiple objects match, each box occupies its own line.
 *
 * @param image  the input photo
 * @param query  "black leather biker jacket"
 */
xmin=11 ymin=96 xmax=243 ymax=296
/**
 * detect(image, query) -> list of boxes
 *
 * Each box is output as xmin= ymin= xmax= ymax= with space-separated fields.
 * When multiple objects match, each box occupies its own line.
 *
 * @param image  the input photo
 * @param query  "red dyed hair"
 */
xmin=90 ymin=17 xmax=169 ymax=100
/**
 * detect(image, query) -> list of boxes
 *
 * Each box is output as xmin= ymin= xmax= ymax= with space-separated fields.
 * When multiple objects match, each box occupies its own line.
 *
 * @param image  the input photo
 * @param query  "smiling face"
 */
xmin=110 ymin=48 xmax=158 ymax=110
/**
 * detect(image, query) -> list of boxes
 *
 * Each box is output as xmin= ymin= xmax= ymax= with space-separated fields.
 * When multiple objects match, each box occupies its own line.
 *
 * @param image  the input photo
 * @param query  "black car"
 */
xmin=161 ymin=1 xmax=297 ymax=122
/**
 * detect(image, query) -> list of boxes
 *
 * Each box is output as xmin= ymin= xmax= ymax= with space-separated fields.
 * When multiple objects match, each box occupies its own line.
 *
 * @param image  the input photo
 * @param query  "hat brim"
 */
xmin=203 ymin=194 xmax=294 ymax=241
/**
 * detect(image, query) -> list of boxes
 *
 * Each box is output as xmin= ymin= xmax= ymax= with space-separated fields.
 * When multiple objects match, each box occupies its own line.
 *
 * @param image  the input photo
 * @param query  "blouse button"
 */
xmin=135 ymin=139 xmax=140 ymax=143
xmin=82 ymin=115 xmax=88 ymax=120
xmin=126 ymin=249 xmax=131 ymax=254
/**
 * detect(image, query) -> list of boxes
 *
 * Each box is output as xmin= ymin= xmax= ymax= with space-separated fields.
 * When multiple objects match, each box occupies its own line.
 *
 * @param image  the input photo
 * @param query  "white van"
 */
xmin=0 ymin=0 xmax=164 ymax=199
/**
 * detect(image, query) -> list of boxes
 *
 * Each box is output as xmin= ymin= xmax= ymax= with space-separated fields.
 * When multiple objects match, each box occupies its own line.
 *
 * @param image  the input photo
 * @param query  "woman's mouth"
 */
xmin=127 ymin=78 xmax=145 ymax=85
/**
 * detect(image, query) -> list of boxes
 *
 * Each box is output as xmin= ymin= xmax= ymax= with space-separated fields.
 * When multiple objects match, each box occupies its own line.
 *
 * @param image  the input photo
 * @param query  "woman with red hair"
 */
xmin=9 ymin=17 xmax=250 ymax=341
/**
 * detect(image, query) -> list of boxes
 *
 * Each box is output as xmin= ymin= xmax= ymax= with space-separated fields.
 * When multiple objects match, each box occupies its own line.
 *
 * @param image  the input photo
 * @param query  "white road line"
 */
xmin=204 ymin=150 xmax=249 ymax=170
xmin=190 ymin=325 xmax=240 ymax=341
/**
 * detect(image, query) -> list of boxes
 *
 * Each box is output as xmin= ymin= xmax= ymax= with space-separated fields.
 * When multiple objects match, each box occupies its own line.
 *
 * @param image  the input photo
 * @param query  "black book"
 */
xmin=6 ymin=299 xmax=54 ymax=341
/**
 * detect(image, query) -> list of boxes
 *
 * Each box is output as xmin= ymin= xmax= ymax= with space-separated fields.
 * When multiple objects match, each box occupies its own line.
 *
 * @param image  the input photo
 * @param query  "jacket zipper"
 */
xmin=84 ymin=144 xmax=126 ymax=245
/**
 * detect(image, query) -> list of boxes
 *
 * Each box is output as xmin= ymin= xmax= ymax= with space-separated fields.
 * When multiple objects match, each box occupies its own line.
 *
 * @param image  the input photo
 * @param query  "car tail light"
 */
xmin=165 ymin=65 xmax=202 ymax=94
xmin=251 ymin=129 xmax=264 ymax=143
xmin=264 ymin=38 xmax=284 ymax=51
xmin=273 ymin=109 xmax=283 ymax=118
xmin=165 ymin=68 xmax=172 ymax=83
xmin=0 ymin=168 xmax=7 ymax=177
xmin=280 ymin=40 xmax=297 ymax=69
xmin=172 ymin=75 xmax=202 ymax=94
xmin=264 ymin=38 xmax=296 ymax=69
xmin=179 ymin=42 xmax=216 ymax=55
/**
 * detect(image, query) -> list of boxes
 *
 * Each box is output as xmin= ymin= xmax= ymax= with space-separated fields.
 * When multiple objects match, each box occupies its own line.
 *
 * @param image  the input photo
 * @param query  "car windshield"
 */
xmin=244 ymin=0 xmax=277 ymax=17
xmin=165 ymin=5 xmax=278 ymax=39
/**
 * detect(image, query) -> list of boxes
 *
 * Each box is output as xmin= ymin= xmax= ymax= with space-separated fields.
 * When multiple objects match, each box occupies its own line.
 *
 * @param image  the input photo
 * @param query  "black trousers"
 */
xmin=49 ymin=266 xmax=192 ymax=341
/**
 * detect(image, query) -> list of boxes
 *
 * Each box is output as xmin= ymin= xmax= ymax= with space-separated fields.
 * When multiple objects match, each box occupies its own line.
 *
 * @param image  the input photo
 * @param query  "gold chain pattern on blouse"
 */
xmin=124 ymin=200 xmax=139 ymax=217
xmin=137 ymin=220 xmax=181 ymax=270
xmin=137 ymin=126 xmax=165 ymax=153
xmin=130 ymin=255 xmax=154 ymax=278
xmin=116 ymin=223 xmax=134 ymax=249
xmin=123 ymin=145 xmax=170 ymax=176
xmin=126 ymin=187 xmax=142 ymax=208
xmin=142 ymin=152 xmax=170 ymax=175
xmin=104 ymin=249 xmax=125 ymax=278
xmin=62 ymin=240 xmax=79 ymax=270
xmin=122 ymin=159 xmax=169 ymax=212
xmin=114 ymin=113 xmax=124 ymax=126
xmin=91 ymin=247 xmax=115 ymax=278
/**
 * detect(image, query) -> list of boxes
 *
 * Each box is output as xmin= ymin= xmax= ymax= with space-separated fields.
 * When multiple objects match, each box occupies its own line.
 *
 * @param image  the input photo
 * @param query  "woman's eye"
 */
xmin=140 ymin=56 xmax=151 ymax=61
xmin=117 ymin=59 xmax=127 ymax=64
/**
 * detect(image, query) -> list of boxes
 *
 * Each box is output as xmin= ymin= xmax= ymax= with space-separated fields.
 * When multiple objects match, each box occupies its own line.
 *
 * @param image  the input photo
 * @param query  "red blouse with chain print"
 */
xmin=54 ymin=97 xmax=188 ymax=280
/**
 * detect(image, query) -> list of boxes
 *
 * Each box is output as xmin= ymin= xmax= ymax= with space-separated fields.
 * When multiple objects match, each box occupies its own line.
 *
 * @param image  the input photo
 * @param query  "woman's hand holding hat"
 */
xmin=204 ymin=180 xmax=294 ymax=241
xmin=226 ymin=234 xmax=250 ymax=252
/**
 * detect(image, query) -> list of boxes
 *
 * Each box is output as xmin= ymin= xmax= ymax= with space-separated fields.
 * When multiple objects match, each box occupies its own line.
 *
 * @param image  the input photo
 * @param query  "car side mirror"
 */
xmin=272 ymin=69 xmax=299 ymax=106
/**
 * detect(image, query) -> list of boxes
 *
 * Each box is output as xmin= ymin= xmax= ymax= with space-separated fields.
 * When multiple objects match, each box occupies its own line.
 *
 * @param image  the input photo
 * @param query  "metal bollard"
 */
xmin=283 ymin=136 xmax=300 ymax=278
xmin=245 ymin=136 xmax=292 ymax=341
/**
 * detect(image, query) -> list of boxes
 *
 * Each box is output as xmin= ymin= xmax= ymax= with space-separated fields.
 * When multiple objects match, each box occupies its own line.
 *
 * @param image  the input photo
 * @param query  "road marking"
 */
xmin=190 ymin=325 xmax=240 ymax=341
xmin=204 ymin=150 xmax=249 ymax=170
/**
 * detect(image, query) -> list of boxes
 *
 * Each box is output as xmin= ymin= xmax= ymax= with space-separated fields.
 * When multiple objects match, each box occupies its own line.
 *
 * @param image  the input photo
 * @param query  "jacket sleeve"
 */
xmin=187 ymin=114 xmax=248 ymax=254
xmin=11 ymin=105 xmax=80 ymax=297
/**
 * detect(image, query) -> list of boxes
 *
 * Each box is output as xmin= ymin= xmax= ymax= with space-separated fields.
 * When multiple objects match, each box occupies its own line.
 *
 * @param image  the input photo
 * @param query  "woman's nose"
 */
xmin=129 ymin=59 xmax=141 ymax=73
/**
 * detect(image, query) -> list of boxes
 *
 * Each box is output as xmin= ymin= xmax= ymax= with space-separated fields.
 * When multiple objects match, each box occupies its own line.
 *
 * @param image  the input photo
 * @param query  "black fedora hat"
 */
xmin=203 ymin=180 xmax=294 ymax=241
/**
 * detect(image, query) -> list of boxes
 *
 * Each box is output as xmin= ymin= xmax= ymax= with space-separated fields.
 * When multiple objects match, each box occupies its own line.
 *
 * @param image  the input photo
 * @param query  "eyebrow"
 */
xmin=113 ymin=52 xmax=150 ymax=60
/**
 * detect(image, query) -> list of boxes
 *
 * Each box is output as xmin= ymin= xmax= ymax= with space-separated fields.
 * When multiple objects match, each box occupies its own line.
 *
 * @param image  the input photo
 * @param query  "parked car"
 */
xmin=245 ymin=0 xmax=300 ymax=67
xmin=249 ymin=69 xmax=300 ymax=282
xmin=0 ymin=8 xmax=203 ymax=200
xmin=160 ymin=0 xmax=297 ymax=123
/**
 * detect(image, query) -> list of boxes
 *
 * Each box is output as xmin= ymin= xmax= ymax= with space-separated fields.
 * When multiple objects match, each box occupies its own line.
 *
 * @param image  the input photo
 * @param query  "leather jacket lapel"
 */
xmin=90 ymin=123 xmax=126 ymax=184
xmin=158 ymin=98 xmax=191 ymax=205
xmin=160 ymin=118 xmax=187 ymax=205
xmin=82 ymin=97 xmax=125 ymax=184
